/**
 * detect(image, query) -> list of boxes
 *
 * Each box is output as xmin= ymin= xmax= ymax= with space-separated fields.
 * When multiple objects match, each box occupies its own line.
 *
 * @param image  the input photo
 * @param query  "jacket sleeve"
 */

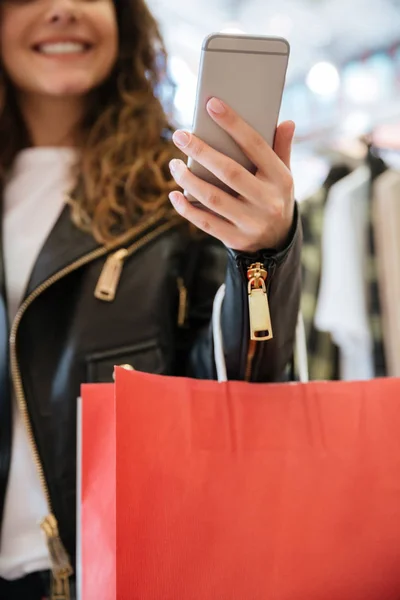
xmin=179 ymin=203 xmax=302 ymax=382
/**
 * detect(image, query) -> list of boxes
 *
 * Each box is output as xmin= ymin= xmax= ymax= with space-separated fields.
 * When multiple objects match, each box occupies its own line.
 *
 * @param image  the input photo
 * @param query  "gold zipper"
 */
xmin=247 ymin=262 xmax=273 ymax=342
xmin=176 ymin=277 xmax=188 ymax=327
xmin=94 ymin=219 xmax=181 ymax=302
xmin=41 ymin=515 xmax=73 ymax=600
xmin=94 ymin=249 xmax=129 ymax=301
xmin=9 ymin=210 xmax=180 ymax=600
xmin=245 ymin=262 xmax=273 ymax=382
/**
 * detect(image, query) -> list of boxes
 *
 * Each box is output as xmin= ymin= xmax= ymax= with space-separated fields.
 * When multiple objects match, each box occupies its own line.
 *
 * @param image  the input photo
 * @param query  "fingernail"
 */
xmin=169 ymin=191 xmax=180 ymax=204
xmin=207 ymin=98 xmax=226 ymax=115
xmin=169 ymin=159 xmax=185 ymax=175
xmin=173 ymin=130 xmax=190 ymax=148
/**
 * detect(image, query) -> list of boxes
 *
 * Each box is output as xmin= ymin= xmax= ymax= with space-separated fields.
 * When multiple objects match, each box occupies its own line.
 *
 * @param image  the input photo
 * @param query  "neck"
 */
xmin=18 ymin=93 xmax=86 ymax=148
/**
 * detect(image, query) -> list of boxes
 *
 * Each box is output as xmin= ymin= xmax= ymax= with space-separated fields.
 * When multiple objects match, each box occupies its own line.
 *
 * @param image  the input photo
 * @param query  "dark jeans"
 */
xmin=0 ymin=571 xmax=76 ymax=600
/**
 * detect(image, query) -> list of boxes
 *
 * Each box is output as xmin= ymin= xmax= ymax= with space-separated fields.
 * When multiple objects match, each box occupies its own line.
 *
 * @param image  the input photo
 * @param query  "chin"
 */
xmin=52 ymin=86 xmax=92 ymax=98
xmin=39 ymin=76 xmax=100 ymax=98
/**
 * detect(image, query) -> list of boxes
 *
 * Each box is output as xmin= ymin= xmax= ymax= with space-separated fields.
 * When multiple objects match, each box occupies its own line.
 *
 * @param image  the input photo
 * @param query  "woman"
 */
xmin=0 ymin=0 xmax=301 ymax=598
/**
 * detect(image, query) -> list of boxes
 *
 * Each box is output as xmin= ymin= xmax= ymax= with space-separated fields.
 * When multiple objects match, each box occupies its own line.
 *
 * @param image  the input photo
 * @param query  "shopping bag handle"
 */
xmin=212 ymin=284 xmax=309 ymax=384
xmin=295 ymin=310 xmax=309 ymax=383
xmin=212 ymin=284 xmax=228 ymax=382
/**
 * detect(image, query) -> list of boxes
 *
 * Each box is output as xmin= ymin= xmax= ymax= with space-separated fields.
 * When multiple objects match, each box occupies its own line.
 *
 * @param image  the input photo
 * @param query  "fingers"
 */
xmin=273 ymin=121 xmax=295 ymax=170
xmin=168 ymin=191 xmax=239 ymax=248
xmin=206 ymin=98 xmax=294 ymax=177
xmin=172 ymin=130 xmax=263 ymax=201
xmin=169 ymin=99 xmax=296 ymax=252
xmin=169 ymin=158 xmax=247 ymax=223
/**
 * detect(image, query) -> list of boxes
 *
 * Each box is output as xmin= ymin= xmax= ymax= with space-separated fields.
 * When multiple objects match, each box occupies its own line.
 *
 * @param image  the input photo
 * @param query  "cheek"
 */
xmin=101 ymin=33 xmax=118 ymax=76
xmin=0 ymin=22 xmax=21 ymax=78
xmin=96 ymin=15 xmax=119 ymax=75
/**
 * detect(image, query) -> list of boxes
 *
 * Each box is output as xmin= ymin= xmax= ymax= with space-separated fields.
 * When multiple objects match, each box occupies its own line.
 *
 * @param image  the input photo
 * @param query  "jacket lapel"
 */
xmin=25 ymin=204 xmax=101 ymax=298
xmin=0 ymin=189 xmax=12 ymax=524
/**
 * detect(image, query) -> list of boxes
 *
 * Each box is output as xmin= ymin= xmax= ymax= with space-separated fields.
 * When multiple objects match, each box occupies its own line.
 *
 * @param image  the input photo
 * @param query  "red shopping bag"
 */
xmin=80 ymin=370 xmax=400 ymax=600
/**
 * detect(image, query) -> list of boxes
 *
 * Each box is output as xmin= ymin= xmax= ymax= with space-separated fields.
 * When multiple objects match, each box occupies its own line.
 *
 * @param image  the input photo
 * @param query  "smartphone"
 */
xmin=187 ymin=34 xmax=290 ymax=201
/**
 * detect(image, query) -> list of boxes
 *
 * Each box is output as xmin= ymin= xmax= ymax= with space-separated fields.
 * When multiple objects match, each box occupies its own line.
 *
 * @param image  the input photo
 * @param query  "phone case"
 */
xmin=187 ymin=34 xmax=290 ymax=200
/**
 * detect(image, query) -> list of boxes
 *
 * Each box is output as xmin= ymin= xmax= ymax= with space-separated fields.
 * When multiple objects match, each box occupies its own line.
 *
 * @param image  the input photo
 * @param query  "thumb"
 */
xmin=274 ymin=120 xmax=295 ymax=170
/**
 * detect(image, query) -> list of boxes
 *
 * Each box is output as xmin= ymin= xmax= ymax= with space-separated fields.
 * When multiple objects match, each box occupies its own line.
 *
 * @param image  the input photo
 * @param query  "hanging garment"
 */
xmin=314 ymin=166 xmax=375 ymax=380
xmin=300 ymin=189 xmax=337 ymax=381
xmin=300 ymin=165 xmax=351 ymax=381
xmin=364 ymin=149 xmax=388 ymax=378
xmin=372 ymin=169 xmax=400 ymax=377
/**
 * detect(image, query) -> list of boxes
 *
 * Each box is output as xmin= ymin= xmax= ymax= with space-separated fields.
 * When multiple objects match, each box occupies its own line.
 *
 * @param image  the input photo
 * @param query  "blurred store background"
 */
xmin=149 ymin=0 xmax=400 ymax=199
xmin=149 ymin=0 xmax=400 ymax=382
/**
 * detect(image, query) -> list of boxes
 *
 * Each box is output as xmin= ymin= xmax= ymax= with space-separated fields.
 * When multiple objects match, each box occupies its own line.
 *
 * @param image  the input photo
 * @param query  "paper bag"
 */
xmin=80 ymin=370 xmax=400 ymax=600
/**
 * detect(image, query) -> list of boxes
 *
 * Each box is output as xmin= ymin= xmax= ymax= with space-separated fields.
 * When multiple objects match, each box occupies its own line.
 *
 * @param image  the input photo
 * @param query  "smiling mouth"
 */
xmin=33 ymin=42 xmax=93 ymax=56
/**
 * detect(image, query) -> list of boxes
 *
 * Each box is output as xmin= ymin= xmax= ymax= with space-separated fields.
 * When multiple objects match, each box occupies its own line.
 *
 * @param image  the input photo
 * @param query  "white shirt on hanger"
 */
xmin=373 ymin=169 xmax=400 ymax=377
xmin=0 ymin=147 xmax=77 ymax=580
xmin=314 ymin=166 xmax=374 ymax=381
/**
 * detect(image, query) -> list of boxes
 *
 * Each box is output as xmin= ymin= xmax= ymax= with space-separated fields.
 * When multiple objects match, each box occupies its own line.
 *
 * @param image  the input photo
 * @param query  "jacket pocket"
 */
xmin=85 ymin=340 xmax=165 ymax=383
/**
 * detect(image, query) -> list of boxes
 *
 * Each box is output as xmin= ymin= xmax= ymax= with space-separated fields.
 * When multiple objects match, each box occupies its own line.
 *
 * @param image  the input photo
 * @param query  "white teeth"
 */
xmin=38 ymin=42 xmax=87 ymax=55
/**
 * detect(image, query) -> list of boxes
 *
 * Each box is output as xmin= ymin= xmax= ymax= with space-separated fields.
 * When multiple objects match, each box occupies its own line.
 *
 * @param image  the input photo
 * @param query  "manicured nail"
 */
xmin=173 ymin=130 xmax=190 ymax=148
xmin=207 ymin=98 xmax=226 ymax=114
xmin=169 ymin=159 xmax=185 ymax=175
xmin=169 ymin=191 xmax=181 ymax=204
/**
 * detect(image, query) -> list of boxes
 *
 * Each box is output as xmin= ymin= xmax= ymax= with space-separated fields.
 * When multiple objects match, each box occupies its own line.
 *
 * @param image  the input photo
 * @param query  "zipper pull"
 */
xmin=41 ymin=514 xmax=73 ymax=600
xmin=95 ymin=248 xmax=128 ymax=302
xmin=247 ymin=262 xmax=273 ymax=342
xmin=177 ymin=277 xmax=188 ymax=327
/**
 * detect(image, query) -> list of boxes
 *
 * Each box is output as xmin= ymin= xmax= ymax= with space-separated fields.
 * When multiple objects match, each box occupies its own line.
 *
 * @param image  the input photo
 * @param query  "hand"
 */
xmin=168 ymin=97 xmax=296 ymax=253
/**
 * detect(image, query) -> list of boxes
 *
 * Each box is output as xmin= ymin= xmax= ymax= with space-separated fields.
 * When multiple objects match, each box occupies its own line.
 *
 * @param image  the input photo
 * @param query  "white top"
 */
xmin=373 ymin=169 xmax=400 ymax=377
xmin=0 ymin=147 xmax=77 ymax=580
xmin=314 ymin=166 xmax=374 ymax=381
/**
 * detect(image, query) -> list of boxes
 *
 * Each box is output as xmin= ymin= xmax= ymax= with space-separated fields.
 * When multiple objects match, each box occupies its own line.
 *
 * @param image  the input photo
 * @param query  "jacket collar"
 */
xmin=25 ymin=203 xmax=101 ymax=298
xmin=0 ymin=189 xmax=12 ymax=523
xmin=24 ymin=203 xmax=178 ymax=299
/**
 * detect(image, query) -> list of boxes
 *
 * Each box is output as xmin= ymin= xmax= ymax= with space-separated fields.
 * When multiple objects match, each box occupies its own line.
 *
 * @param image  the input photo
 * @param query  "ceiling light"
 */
xmin=306 ymin=62 xmax=340 ymax=97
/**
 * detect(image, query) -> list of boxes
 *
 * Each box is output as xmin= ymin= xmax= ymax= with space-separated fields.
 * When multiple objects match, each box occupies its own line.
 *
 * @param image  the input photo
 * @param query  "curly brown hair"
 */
xmin=0 ymin=0 xmax=184 ymax=243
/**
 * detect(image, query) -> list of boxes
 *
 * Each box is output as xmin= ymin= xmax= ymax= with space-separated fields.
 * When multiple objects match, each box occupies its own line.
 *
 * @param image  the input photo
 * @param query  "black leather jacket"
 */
xmin=0 ymin=202 xmax=302 ymax=567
